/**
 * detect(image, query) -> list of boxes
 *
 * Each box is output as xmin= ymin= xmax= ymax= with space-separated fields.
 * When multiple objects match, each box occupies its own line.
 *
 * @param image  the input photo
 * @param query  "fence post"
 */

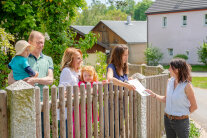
xmin=133 ymin=77 xmax=147 ymax=138
xmin=0 ymin=90 xmax=8 ymax=138
xmin=6 ymin=80 xmax=36 ymax=138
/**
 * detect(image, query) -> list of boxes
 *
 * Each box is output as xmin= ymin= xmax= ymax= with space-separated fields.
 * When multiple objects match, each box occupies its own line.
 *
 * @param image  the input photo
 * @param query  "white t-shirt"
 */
xmin=58 ymin=67 xmax=80 ymax=120
xmin=59 ymin=67 xmax=80 ymax=89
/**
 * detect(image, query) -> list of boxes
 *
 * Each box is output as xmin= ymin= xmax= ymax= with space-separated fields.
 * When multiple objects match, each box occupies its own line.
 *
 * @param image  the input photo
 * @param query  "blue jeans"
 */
xmin=164 ymin=115 xmax=189 ymax=138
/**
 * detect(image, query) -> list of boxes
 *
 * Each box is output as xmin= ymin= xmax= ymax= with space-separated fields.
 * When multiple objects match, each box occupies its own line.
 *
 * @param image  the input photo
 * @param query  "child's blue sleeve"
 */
xmin=24 ymin=66 xmax=36 ymax=77
xmin=22 ymin=58 xmax=35 ymax=77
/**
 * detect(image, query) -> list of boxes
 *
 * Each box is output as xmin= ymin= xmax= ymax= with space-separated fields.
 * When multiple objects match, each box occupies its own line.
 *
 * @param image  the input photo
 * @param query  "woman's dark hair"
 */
xmin=170 ymin=58 xmax=192 ymax=83
xmin=109 ymin=44 xmax=129 ymax=76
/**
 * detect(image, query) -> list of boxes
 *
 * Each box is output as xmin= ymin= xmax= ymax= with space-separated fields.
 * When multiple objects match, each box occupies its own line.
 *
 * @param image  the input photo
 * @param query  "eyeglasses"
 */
xmin=36 ymin=41 xmax=44 ymax=45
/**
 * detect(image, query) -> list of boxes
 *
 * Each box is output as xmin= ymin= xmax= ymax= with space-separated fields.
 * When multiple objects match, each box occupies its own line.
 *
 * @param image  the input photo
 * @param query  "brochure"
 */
xmin=128 ymin=79 xmax=150 ymax=96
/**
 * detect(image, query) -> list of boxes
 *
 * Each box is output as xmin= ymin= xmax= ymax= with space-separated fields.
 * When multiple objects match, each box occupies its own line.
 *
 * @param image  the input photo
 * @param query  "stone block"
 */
xmin=6 ymin=80 xmax=36 ymax=138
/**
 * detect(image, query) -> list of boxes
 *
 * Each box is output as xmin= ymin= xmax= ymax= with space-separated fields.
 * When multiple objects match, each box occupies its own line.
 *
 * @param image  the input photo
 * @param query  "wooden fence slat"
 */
xmin=35 ymin=87 xmax=41 ymax=138
xmin=124 ymin=87 xmax=129 ymax=138
xmin=66 ymin=85 xmax=73 ymax=138
xmin=43 ymin=86 xmax=50 ymax=138
xmin=119 ymin=86 xmax=124 ymax=138
xmin=98 ymin=82 xmax=104 ymax=138
xmin=146 ymin=78 xmax=150 ymax=138
xmin=80 ymin=84 xmax=86 ymax=138
xmin=74 ymin=85 xmax=80 ymax=138
xmin=133 ymin=91 xmax=137 ymax=138
xmin=93 ymin=83 xmax=98 ymax=138
xmin=129 ymin=90 xmax=133 ymax=138
xmin=109 ymin=82 xmax=114 ymax=138
xmin=114 ymin=85 xmax=119 ymax=138
xmin=160 ymin=76 xmax=164 ymax=136
xmin=51 ymin=85 xmax=58 ymax=138
xmin=0 ymin=90 xmax=8 ymax=138
xmin=86 ymin=83 xmax=92 ymax=138
xmin=156 ymin=77 xmax=161 ymax=138
xmin=104 ymin=83 xmax=109 ymax=138
xmin=59 ymin=85 xmax=66 ymax=138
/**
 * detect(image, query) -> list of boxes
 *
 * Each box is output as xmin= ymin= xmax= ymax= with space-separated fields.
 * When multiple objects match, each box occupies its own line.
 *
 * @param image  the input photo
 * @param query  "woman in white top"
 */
xmin=146 ymin=58 xmax=197 ymax=138
xmin=58 ymin=47 xmax=83 ymax=138
xmin=59 ymin=47 xmax=82 ymax=88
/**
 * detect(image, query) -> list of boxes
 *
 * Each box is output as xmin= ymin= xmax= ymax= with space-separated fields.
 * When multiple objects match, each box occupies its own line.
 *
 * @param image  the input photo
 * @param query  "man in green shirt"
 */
xmin=8 ymin=31 xmax=54 ymax=101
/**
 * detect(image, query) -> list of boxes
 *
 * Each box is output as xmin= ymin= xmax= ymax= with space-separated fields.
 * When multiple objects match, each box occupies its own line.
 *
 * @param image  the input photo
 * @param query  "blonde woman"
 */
xmin=59 ymin=47 xmax=83 ymax=88
xmin=58 ymin=47 xmax=83 ymax=138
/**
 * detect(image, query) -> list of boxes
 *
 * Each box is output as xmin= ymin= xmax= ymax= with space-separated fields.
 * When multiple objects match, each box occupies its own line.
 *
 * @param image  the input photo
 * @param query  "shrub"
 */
xmin=197 ymin=42 xmax=207 ymax=65
xmin=144 ymin=46 xmax=163 ymax=66
xmin=95 ymin=51 xmax=107 ymax=81
xmin=189 ymin=120 xmax=200 ymax=138
xmin=0 ymin=27 xmax=15 ymax=89
xmin=173 ymin=54 xmax=188 ymax=60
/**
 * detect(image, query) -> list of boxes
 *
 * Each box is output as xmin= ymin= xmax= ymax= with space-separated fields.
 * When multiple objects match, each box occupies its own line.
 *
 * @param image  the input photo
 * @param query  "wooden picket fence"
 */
xmin=0 ymin=74 xmax=169 ymax=138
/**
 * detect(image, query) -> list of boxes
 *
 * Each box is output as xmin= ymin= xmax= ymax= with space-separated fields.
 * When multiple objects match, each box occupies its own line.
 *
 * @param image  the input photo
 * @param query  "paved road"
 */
xmin=190 ymin=87 xmax=207 ymax=132
xmin=191 ymin=72 xmax=207 ymax=77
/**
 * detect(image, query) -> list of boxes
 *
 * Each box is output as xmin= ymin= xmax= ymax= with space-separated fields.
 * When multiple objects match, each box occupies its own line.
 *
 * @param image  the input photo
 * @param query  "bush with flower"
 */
xmin=95 ymin=51 xmax=107 ymax=81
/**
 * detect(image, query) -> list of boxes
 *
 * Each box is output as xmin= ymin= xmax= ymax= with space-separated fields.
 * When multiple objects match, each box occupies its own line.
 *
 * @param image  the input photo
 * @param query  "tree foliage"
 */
xmin=73 ymin=1 xmax=128 ymax=26
xmin=0 ymin=0 xmax=40 ymax=39
xmin=134 ymin=0 xmax=153 ymax=21
xmin=197 ymin=42 xmax=207 ymax=65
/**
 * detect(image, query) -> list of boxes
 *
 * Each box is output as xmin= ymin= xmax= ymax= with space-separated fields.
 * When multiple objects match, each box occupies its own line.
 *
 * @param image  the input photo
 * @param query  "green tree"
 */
xmin=116 ymin=0 xmax=135 ymax=17
xmin=73 ymin=2 xmax=128 ymax=26
xmin=0 ymin=0 xmax=40 ymax=39
xmin=197 ymin=41 xmax=207 ymax=65
xmin=144 ymin=45 xmax=163 ymax=66
xmin=74 ymin=2 xmax=108 ymax=26
xmin=134 ymin=0 xmax=153 ymax=21
xmin=38 ymin=0 xmax=86 ymax=65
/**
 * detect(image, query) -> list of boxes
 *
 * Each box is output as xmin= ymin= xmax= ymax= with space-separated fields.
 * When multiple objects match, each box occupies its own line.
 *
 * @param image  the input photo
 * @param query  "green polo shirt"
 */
xmin=28 ymin=53 xmax=53 ymax=101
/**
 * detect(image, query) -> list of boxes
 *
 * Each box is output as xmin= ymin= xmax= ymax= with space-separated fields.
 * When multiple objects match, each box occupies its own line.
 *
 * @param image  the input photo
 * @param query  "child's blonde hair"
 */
xmin=80 ymin=66 xmax=98 ymax=82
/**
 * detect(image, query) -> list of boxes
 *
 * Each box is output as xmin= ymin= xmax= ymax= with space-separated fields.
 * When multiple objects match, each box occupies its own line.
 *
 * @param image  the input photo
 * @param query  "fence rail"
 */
xmin=0 ymin=74 xmax=169 ymax=138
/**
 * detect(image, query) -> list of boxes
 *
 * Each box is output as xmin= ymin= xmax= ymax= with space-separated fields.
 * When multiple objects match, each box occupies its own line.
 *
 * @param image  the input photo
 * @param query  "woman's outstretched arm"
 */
xmin=107 ymin=68 xmax=135 ymax=90
xmin=145 ymin=89 xmax=166 ymax=103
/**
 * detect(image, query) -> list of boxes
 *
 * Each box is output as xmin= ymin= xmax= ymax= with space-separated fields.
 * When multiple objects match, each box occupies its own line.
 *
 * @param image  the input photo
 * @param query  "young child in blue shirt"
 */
xmin=8 ymin=40 xmax=38 ymax=80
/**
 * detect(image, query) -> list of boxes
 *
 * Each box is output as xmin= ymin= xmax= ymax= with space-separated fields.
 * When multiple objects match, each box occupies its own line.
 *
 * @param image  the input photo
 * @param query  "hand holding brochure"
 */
xmin=128 ymin=79 xmax=150 ymax=96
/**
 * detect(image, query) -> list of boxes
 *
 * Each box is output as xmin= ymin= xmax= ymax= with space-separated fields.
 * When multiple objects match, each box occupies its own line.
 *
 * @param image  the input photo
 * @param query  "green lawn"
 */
xmin=192 ymin=77 xmax=207 ymax=89
xmin=163 ymin=65 xmax=207 ymax=72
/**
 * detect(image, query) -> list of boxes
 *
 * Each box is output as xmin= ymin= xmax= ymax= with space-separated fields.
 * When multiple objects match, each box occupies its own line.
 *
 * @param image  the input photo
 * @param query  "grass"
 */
xmin=192 ymin=77 xmax=207 ymax=89
xmin=163 ymin=65 xmax=207 ymax=72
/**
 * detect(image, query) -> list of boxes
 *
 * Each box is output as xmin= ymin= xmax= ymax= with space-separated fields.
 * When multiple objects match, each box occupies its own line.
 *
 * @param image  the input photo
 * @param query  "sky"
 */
xmin=85 ymin=0 xmax=155 ymax=5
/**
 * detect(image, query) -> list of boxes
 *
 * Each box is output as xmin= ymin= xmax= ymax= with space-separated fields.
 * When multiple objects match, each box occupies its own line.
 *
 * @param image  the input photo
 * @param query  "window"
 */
xmin=168 ymin=48 xmax=173 ymax=56
xmin=182 ymin=15 xmax=187 ymax=26
xmin=205 ymin=14 xmax=207 ymax=25
xmin=186 ymin=50 xmax=189 ymax=55
xmin=162 ymin=17 xmax=167 ymax=27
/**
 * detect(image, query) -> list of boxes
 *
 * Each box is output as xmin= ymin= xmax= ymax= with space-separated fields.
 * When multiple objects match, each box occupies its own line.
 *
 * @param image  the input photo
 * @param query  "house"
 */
xmin=146 ymin=0 xmax=207 ymax=64
xmin=71 ymin=17 xmax=147 ymax=64
xmin=70 ymin=25 xmax=108 ymax=65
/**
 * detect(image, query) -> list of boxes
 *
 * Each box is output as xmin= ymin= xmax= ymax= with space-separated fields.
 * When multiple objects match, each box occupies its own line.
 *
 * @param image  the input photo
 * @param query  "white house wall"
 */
xmin=148 ymin=10 xmax=207 ymax=64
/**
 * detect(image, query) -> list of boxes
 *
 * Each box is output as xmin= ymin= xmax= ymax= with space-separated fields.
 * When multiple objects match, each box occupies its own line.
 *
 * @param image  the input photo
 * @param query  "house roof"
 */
xmin=96 ymin=20 xmax=147 ymax=43
xmin=70 ymin=26 xmax=94 ymax=35
xmin=146 ymin=0 xmax=207 ymax=14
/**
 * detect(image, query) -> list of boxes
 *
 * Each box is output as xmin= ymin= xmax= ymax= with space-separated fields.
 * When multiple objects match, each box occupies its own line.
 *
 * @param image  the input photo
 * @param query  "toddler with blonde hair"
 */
xmin=78 ymin=65 xmax=98 ymax=138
